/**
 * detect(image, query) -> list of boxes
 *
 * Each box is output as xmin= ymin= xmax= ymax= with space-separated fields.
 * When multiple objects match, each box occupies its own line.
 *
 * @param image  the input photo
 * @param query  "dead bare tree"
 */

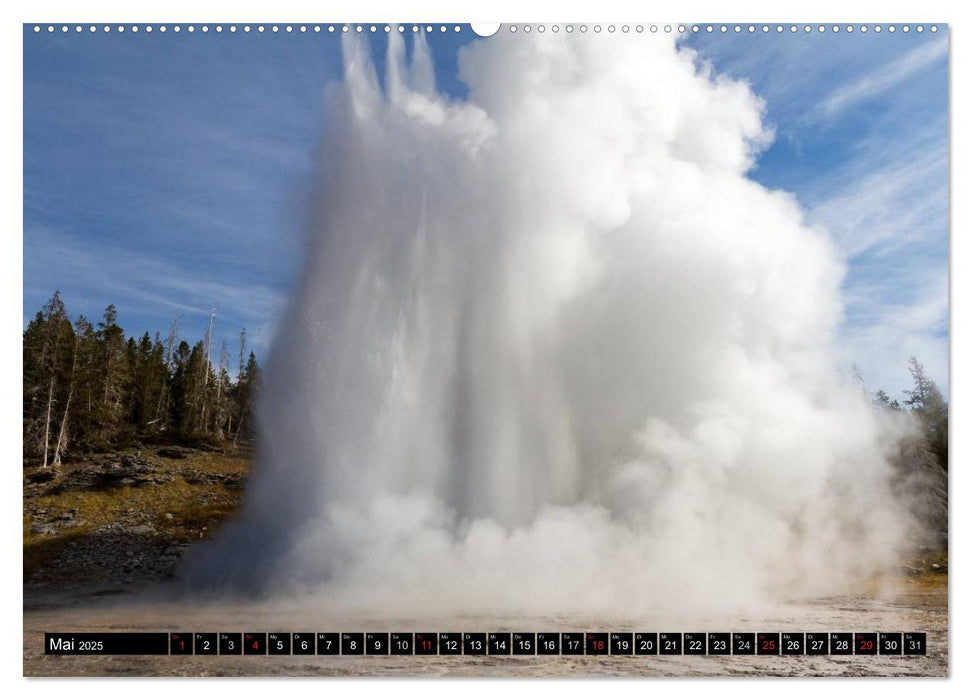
xmin=153 ymin=313 xmax=181 ymax=429
xmin=42 ymin=376 xmax=54 ymax=468
xmin=198 ymin=308 xmax=216 ymax=433
xmin=233 ymin=328 xmax=246 ymax=446
xmin=39 ymin=292 xmax=68 ymax=468
xmin=52 ymin=332 xmax=80 ymax=466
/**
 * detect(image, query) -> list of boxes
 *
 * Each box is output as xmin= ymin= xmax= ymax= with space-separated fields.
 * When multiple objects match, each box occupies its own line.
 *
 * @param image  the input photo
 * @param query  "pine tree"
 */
xmin=169 ymin=340 xmax=193 ymax=435
xmin=213 ymin=340 xmax=231 ymax=439
xmin=23 ymin=310 xmax=49 ymax=459
xmin=71 ymin=316 xmax=100 ymax=450
xmin=903 ymin=357 xmax=948 ymax=471
xmin=186 ymin=341 xmax=207 ymax=435
xmin=873 ymin=389 xmax=901 ymax=411
xmin=234 ymin=351 xmax=261 ymax=444
xmin=875 ymin=357 xmax=949 ymax=551
xmin=95 ymin=304 xmax=131 ymax=446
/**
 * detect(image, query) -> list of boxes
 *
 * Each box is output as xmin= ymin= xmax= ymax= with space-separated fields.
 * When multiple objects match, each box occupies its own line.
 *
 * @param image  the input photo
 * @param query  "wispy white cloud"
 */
xmin=805 ymin=128 xmax=948 ymax=400
xmin=816 ymin=38 xmax=947 ymax=118
xmin=808 ymin=141 xmax=947 ymax=259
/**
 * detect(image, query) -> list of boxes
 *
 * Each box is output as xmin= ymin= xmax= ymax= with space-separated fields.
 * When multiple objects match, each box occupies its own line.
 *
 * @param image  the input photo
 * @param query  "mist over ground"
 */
xmin=181 ymin=31 xmax=931 ymax=617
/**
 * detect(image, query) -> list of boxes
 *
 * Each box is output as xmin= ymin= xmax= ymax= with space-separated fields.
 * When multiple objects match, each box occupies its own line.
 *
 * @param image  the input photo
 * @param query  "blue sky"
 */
xmin=23 ymin=24 xmax=948 ymax=397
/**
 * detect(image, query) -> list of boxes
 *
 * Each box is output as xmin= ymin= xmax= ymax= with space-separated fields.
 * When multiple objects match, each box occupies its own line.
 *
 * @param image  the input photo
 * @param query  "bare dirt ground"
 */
xmin=23 ymin=574 xmax=947 ymax=677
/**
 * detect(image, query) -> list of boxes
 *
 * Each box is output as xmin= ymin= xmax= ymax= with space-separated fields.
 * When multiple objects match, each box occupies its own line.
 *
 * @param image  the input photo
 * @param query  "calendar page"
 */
xmin=21 ymin=16 xmax=949 ymax=679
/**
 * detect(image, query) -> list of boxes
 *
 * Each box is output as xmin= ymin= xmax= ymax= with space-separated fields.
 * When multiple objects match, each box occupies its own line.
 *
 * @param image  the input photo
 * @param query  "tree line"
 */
xmin=23 ymin=291 xmax=260 ymax=467
xmin=873 ymin=357 xmax=948 ymax=472
xmin=872 ymin=357 xmax=948 ymax=548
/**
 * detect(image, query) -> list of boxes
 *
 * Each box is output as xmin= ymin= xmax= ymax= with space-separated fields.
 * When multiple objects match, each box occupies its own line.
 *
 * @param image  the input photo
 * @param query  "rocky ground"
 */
xmin=24 ymin=445 xmax=250 ymax=598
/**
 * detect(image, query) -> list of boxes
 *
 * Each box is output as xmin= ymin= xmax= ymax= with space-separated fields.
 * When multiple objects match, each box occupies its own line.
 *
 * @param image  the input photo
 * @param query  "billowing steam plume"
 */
xmin=182 ymin=31 xmax=923 ymax=616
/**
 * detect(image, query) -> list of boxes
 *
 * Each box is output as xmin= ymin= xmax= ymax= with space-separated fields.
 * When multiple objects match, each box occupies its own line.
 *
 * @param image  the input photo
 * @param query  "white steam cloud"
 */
xmin=182 ymin=32 xmax=917 ymax=616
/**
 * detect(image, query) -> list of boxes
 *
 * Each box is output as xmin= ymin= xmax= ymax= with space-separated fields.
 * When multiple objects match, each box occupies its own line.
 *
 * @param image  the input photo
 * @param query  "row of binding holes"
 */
xmin=31 ymin=24 xmax=943 ymax=34
xmin=691 ymin=24 xmax=936 ymax=34
xmin=508 ymin=24 xmax=939 ymax=34
xmin=32 ymin=25 xmax=463 ymax=33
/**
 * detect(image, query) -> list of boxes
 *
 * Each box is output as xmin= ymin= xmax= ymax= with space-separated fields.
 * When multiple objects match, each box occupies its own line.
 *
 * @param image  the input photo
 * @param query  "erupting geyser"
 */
xmin=182 ymin=31 xmax=916 ymax=615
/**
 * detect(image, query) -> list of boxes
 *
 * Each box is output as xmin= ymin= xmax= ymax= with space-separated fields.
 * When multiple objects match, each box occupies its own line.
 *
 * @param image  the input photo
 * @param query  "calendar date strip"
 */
xmin=45 ymin=631 xmax=927 ymax=656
